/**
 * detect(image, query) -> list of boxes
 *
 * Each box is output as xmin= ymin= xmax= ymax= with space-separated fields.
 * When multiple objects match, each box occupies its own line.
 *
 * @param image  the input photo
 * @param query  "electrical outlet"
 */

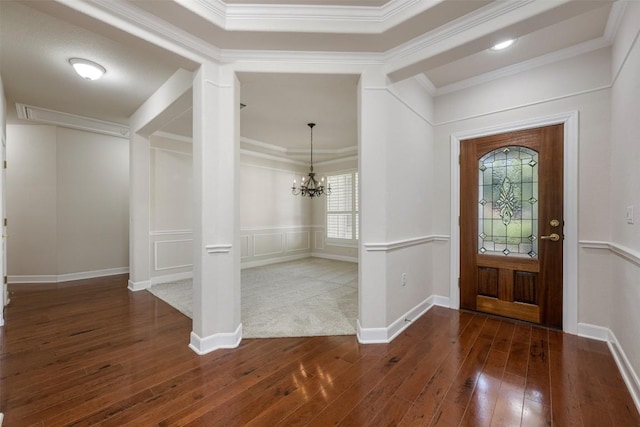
xmin=402 ymin=273 xmax=407 ymax=286
xmin=627 ymin=206 xmax=634 ymax=224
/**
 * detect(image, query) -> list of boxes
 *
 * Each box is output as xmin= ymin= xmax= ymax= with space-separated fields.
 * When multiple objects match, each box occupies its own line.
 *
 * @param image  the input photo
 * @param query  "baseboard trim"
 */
xmin=311 ymin=252 xmax=358 ymax=263
xmin=576 ymin=322 xmax=610 ymax=341
xmin=189 ymin=324 xmax=243 ymax=355
xmin=150 ymin=271 xmax=193 ymax=286
xmin=128 ymin=279 xmax=151 ymax=292
xmin=8 ymin=274 xmax=57 ymax=284
xmin=578 ymin=322 xmax=640 ymax=413
xmin=241 ymin=253 xmax=310 ymax=269
xmin=357 ymin=294 xmax=450 ymax=344
xmin=9 ymin=267 xmax=129 ymax=284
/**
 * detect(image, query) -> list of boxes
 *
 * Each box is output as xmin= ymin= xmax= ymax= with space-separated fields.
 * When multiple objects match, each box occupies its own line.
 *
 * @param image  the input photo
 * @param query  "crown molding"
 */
xmin=414 ymin=74 xmax=437 ymax=96
xmin=434 ymin=36 xmax=612 ymax=96
xmin=15 ymin=103 xmax=130 ymax=138
xmin=287 ymin=146 xmax=358 ymax=156
xmin=58 ymin=0 xmax=221 ymax=63
xmin=603 ymin=0 xmax=627 ymax=43
xmin=384 ymin=0 xmax=534 ymax=65
xmin=177 ymin=0 xmax=436 ymax=34
xmin=240 ymin=148 xmax=308 ymax=166
xmin=242 ymin=136 xmax=357 ymax=160
xmin=152 ymin=131 xmax=193 ymax=144
xmin=241 ymin=136 xmax=287 ymax=153
xmin=221 ymin=49 xmax=383 ymax=66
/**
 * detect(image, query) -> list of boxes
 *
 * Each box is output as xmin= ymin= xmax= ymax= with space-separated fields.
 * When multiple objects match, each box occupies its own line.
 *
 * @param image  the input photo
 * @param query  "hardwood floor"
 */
xmin=1 ymin=275 xmax=639 ymax=426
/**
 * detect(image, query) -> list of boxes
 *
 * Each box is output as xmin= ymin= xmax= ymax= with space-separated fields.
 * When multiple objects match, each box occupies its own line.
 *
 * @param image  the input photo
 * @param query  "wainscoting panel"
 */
xmin=285 ymin=231 xmax=310 ymax=252
xmin=240 ymin=226 xmax=324 ymax=268
xmin=154 ymin=239 xmax=193 ymax=271
xmin=240 ymin=235 xmax=251 ymax=259
xmin=253 ymin=233 xmax=285 ymax=257
xmin=315 ymin=231 xmax=325 ymax=250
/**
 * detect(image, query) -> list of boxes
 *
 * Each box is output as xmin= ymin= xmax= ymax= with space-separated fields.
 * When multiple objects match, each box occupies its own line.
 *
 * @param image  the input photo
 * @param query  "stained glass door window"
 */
xmin=478 ymin=146 xmax=539 ymax=258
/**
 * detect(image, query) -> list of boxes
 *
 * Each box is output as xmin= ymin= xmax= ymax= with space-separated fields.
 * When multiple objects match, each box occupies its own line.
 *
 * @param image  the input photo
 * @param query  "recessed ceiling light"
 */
xmin=490 ymin=39 xmax=516 ymax=51
xmin=69 ymin=58 xmax=106 ymax=81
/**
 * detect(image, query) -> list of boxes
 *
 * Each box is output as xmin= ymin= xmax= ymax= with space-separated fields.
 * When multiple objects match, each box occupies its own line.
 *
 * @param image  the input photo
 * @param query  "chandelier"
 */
xmin=291 ymin=123 xmax=331 ymax=198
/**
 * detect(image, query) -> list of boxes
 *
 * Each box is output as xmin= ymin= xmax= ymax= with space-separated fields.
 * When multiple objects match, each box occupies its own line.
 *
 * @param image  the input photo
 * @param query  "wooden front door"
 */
xmin=460 ymin=125 xmax=563 ymax=328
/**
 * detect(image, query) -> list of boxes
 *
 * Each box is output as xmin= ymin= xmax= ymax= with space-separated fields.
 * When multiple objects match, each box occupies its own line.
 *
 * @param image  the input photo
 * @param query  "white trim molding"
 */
xmin=15 ymin=103 xmax=129 ymax=138
xmin=578 ymin=323 xmax=640 ymax=414
xmin=189 ymin=324 xmax=243 ymax=355
xmin=150 ymin=229 xmax=193 ymax=236
xmin=10 ymin=267 xmax=129 ymax=284
xmin=357 ymin=294 xmax=449 ymax=344
xmin=241 ymin=253 xmax=309 ymax=269
xmin=311 ymin=253 xmax=358 ymax=263
xmin=580 ymin=240 xmax=640 ymax=267
xmin=449 ymin=111 xmax=579 ymax=334
xmin=363 ymin=234 xmax=449 ymax=252
xmin=205 ymin=244 xmax=233 ymax=254
xmin=154 ymin=239 xmax=193 ymax=271
xmin=150 ymin=271 xmax=193 ymax=286
xmin=128 ymin=279 xmax=151 ymax=292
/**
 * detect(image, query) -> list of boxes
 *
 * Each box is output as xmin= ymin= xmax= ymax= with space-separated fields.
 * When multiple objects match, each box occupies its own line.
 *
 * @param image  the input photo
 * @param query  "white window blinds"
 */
xmin=327 ymin=171 xmax=358 ymax=241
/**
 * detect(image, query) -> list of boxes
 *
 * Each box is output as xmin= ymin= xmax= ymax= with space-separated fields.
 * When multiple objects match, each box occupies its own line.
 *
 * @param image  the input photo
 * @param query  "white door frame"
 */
xmin=449 ymin=111 xmax=579 ymax=334
xmin=1 ymin=132 xmax=5 ymax=327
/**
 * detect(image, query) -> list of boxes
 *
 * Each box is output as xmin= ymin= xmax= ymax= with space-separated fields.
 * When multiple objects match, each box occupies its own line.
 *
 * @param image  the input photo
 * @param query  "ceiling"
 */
xmin=0 ymin=0 xmax=618 ymax=153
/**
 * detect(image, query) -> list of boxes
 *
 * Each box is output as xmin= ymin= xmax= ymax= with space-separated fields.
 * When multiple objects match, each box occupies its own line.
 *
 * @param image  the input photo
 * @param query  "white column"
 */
xmin=128 ymin=132 xmax=151 ymax=291
xmin=357 ymin=68 xmax=390 ymax=342
xmin=189 ymin=62 xmax=241 ymax=355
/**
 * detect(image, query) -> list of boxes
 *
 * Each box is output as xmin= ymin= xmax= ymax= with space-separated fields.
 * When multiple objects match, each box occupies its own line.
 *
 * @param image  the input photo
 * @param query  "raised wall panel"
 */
xmin=154 ymin=239 xmax=193 ymax=271
xmin=477 ymin=267 xmax=499 ymax=298
xmin=254 ymin=233 xmax=284 ymax=257
xmin=315 ymin=231 xmax=325 ymax=250
xmin=285 ymin=231 xmax=310 ymax=252
xmin=514 ymin=271 xmax=537 ymax=304
xmin=240 ymin=235 xmax=251 ymax=258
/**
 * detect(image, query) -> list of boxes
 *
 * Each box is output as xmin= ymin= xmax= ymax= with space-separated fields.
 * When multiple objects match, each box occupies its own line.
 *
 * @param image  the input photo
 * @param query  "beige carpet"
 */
xmin=147 ymin=258 xmax=358 ymax=338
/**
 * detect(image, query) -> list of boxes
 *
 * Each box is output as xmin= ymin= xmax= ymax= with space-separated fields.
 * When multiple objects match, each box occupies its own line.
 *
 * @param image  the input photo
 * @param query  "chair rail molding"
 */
xmin=580 ymin=240 xmax=640 ymax=267
xmin=363 ymin=234 xmax=449 ymax=252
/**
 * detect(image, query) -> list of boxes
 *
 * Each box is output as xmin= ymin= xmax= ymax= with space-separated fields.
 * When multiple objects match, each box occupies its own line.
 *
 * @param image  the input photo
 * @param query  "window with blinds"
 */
xmin=327 ymin=171 xmax=358 ymax=242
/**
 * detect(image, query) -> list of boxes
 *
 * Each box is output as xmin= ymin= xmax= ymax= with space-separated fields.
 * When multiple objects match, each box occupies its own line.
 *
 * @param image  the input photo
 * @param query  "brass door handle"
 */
xmin=540 ymin=233 xmax=560 ymax=241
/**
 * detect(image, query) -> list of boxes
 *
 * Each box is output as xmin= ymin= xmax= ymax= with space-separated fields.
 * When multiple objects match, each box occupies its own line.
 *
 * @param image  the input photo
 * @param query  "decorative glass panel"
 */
xmin=478 ymin=146 xmax=538 ymax=258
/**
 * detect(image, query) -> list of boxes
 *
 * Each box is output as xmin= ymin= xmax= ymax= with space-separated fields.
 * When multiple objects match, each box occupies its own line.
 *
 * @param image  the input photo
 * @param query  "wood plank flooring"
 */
xmin=1 ymin=274 xmax=639 ymax=426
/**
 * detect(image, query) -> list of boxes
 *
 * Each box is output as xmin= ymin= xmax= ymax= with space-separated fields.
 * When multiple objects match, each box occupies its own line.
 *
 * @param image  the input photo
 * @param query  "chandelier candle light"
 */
xmin=292 ymin=123 xmax=331 ymax=198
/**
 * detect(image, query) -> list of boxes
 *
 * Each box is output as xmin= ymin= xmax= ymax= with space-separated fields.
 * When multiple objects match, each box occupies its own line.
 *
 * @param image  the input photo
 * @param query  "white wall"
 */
xmin=239 ymin=154 xmax=316 ymax=267
xmin=7 ymin=125 xmax=129 ymax=282
xmin=383 ymin=77 xmax=436 ymax=324
xmin=7 ymin=126 xmax=58 ymax=277
xmin=358 ymin=71 xmax=437 ymax=341
xmin=1 ymin=74 xmax=6 ymax=322
xmin=149 ymin=134 xmax=193 ymax=283
xmin=609 ymin=0 xmax=640 ymax=402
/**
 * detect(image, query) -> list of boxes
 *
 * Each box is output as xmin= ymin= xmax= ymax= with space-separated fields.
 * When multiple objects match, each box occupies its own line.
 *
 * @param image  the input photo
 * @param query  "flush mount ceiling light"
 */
xmin=490 ymin=39 xmax=516 ymax=51
xmin=69 ymin=58 xmax=106 ymax=81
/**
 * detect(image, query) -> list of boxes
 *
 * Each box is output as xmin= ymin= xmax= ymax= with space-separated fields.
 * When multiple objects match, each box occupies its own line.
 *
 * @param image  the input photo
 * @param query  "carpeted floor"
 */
xmin=147 ymin=258 xmax=358 ymax=338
